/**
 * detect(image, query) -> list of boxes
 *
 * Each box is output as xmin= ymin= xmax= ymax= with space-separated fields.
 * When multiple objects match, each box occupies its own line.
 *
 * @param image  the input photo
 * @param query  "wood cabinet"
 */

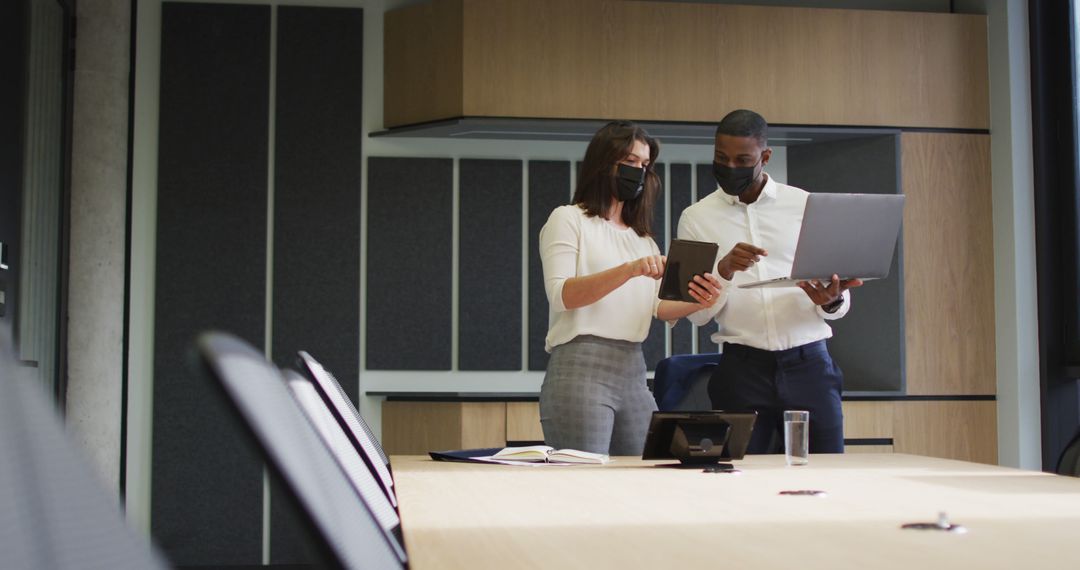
xmin=843 ymin=400 xmax=997 ymax=464
xmin=382 ymin=399 xmax=544 ymax=454
xmin=901 ymin=133 xmax=996 ymax=395
xmin=385 ymin=0 xmax=988 ymax=129
xmin=383 ymin=398 xmax=998 ymax=464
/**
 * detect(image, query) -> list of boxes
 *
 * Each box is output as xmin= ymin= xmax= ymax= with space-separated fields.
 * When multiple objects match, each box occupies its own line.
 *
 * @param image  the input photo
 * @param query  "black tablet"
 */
xmin=659 ymin=239 xmax=719 ymax=302
xmin=642 ymin=411 xmax=758 ymax=464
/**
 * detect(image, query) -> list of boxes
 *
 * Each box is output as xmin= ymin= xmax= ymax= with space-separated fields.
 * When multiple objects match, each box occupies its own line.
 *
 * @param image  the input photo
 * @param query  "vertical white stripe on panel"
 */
xmin=262 ymin=4 xmax=278 ymax=564
xmin=521 ymin=161 xmax=529 ymax=371
xmin=452 ymin=158 xmax=460 ymax=371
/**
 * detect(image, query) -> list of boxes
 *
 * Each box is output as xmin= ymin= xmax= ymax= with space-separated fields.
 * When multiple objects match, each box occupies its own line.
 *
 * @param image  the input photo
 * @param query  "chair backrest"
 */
xmin=296 ymin=350 xmax=394 ymax=505
xmin=653 ymin=353 xmax=723 ymax=411
xmin=0 ymin=327 xmax=167 ymax=569
xmin=1058 ymin=427 xmax=1080 ymax=477
xmin=195 ymin=331 xmax=405 ymax=569
xmin=285 ymin=370 xmax=404 ymax=554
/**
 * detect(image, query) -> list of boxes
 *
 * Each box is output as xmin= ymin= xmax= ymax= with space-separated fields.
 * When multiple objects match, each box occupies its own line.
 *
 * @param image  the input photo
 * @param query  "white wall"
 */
xmin=981 ymin=0 xmax=1042 ymax=470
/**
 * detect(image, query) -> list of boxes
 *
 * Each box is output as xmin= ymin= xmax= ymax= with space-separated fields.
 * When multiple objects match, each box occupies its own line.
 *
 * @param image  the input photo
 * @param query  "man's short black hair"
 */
xmin=715 ymin=109 xmax=768 ymax=146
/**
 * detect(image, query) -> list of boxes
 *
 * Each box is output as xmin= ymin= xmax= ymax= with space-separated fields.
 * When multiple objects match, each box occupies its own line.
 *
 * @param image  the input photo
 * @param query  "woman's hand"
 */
xmin=626 ymin=255 xmax=666 ymax=279
xmin=686 ymin=273 xmax=724 ymax=308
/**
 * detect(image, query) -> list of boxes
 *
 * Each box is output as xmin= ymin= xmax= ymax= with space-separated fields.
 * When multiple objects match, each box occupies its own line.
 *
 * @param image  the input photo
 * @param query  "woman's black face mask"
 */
xmin=712 ymin=159 xmax=762 ymax=197
xmin=615 ymin=163 xmax=646 ymax=201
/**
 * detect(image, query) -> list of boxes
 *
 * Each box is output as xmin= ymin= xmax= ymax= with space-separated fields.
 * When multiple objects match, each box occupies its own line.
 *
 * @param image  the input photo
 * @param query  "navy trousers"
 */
xmin=707 ymin=340 xmax=844 ymax=454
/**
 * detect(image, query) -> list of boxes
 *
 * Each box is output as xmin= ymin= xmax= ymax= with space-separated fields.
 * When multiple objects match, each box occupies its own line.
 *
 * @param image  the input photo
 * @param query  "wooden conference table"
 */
xmin=391 ymin=453 xmax=1080 ymax=569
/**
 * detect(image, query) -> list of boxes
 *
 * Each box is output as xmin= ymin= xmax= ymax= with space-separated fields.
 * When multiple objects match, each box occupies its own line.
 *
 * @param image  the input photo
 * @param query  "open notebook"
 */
xmin=430 ymin=445 xmax=610 ymax=465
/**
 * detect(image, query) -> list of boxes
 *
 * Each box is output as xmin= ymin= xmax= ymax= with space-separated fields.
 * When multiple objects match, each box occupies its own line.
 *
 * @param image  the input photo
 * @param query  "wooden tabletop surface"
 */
xmin=391 ymin=453 xmax=1080 ymax=569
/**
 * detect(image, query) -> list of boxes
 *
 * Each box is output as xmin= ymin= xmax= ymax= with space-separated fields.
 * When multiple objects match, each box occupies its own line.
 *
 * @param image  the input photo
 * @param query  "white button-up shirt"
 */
xmin=677 ymin=175 xmax=851 ymax=351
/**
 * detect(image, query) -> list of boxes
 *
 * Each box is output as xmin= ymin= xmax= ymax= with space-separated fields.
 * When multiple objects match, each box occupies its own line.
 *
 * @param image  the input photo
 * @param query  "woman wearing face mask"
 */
xmin=538 ymin=120 xmax=724 ymax=456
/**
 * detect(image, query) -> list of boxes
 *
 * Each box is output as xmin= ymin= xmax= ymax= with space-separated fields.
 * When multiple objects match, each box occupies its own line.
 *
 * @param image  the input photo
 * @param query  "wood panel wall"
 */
xmin=383 ymin=0 xmax=463 ymax=128
xmin=844 ymin=400 xmax=997 ymax=464
xmin=385 ymin=0 xmax=989 ymax=129
xmin=386 ymin=400 xmax=998 ymax=464
xmin=379 ymin=2 xmax=1000 ymax=464
xmin=382 ymin=401 xmax=507 ymax=454
xmin=894 ymin=401 xmax=998 ymax=464
xmin=901 ymin=133 xmax=996 ymax=395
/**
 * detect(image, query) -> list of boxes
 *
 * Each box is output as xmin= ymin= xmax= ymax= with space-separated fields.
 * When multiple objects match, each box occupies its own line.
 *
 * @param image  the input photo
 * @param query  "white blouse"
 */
xmin=539 ymin=205 xmax=662 ymax=352
xmin=678 ymin=175 xmax=851 ymax=351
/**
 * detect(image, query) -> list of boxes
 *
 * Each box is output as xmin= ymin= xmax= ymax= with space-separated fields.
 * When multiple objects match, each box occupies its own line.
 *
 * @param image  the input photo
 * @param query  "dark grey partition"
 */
xmin=270 ymin=5 xmax=364 ymax=563
xmin=787 ymin=135 xmax=904 ymax=393
xmin=527 ymin=161 xmax=571 ymax=371
xmin=696 ymin=163 xmax=717 ymax=202
xmin=669 ymin=163 xmax=695 ymax=356
xmin=272 ymin=3 xmax=363 ymax=402
xmin=694 ymin=164 xmax=721 ymax=354
xmin=154 ymin=3 xmax=269 ymax=564
xmin=460 ymin=159 xmax=523 ymax=370
xmin=366 ymin=157 xmax=453 ymax=370
xmin=643 ymin=163 xmax=667 ymax=370
xmin=0 ymin=0 xmax=24 ymax=336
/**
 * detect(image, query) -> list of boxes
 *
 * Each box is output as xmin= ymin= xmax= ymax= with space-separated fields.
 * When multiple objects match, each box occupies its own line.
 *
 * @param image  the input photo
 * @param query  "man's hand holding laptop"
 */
xmin=797 ymin=275 xmax=863 ymax=313
xmin=718 ymin=241 xmax=863 ymax=313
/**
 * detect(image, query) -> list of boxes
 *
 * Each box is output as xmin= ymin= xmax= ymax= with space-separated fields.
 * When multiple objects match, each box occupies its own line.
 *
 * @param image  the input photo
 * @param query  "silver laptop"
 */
xmin=739 ymin=193 xmax=904 ymax=289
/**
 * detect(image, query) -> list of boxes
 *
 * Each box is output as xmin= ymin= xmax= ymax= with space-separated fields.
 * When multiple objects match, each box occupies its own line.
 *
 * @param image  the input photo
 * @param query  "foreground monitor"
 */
xmin=195 ymin=331 xmax=405 ymax=569
xmin=642 ymin=411 xmax=758 ymax=465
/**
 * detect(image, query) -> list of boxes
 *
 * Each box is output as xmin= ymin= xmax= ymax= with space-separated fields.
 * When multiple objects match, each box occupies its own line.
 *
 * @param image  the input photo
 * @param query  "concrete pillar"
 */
xmin=66 ymin=0 xmax=131 ymax=493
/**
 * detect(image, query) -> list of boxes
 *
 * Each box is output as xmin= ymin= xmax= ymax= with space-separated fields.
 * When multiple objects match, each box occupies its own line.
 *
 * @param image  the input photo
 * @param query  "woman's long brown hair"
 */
xmin=573 ymin=120 xmax=661 ymax=237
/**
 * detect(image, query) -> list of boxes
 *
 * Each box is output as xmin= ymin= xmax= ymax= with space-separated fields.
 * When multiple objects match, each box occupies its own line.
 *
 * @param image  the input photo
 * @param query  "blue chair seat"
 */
xmin=652 ymin=353 xmax=723 ymax=411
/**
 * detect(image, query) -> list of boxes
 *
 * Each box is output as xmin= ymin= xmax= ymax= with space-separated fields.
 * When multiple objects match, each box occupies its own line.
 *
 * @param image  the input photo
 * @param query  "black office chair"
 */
xmin=295 ymin=350 xmax=395 ymax=506
xmin=284 ymin=369 xmax=405 ymax=553
xmin=652 ymin=353 xmax=723 ymax=411
xmin=1057 ymin=427 xmax=1080 ymax=477
xmin=0 ymin=327 xmax=167 ymax=570
xmin=195 ymin=331 xmax=405 ymax=569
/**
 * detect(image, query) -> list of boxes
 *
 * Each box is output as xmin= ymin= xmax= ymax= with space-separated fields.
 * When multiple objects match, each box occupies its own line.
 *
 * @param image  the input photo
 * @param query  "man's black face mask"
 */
xmin=712 ymin=159 xmax=762 ymax=197
xmin=615 ymin=163 xmax=646 ymax=201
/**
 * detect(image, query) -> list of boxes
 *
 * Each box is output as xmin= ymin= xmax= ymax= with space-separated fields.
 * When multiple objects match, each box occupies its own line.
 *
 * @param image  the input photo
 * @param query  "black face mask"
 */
xmin=713 ymin=160 xmax=761 ymax=197
xmin=614 ymin=163 xmax=646 ymax=201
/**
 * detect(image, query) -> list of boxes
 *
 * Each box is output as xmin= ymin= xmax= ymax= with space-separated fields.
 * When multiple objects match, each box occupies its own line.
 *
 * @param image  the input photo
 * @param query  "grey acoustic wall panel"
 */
xmin=787 ymin=135 xmax=904 ymax=393
xmin=459 ymin=159 xmax=523 ymax=370
xmin=696 ymin=163 xmax=717 ymax=202
xmin=694 ymin=163 xmax=720 ymax=354
xmin=643 ymin=163 xmax=667 ymax=370
xmin=270 ymin=5 xmax=364 ymax=563
xmin=528 ymin=161 xmax=571 ymax=371
xmin=651 ymin=163 xmax=668 ymax=251
xmin=367 ymin=157 xmax=452 ymax=369
xmin=154 ymin=3 xmax=269 ymax=565
xmin=669 ymin=164 xmax=695 ymax=356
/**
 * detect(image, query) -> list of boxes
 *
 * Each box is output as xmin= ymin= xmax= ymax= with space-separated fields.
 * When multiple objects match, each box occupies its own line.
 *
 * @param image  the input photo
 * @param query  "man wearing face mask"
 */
xmin=538 ymin=121 xmax=724 ymax=456
xmin=676 ymin=109 xmax=862 ymax=455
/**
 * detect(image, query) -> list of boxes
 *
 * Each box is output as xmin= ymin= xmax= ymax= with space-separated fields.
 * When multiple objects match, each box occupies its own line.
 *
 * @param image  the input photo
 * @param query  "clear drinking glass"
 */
xmin=784 ymin=410 xmax=810 ymax=466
